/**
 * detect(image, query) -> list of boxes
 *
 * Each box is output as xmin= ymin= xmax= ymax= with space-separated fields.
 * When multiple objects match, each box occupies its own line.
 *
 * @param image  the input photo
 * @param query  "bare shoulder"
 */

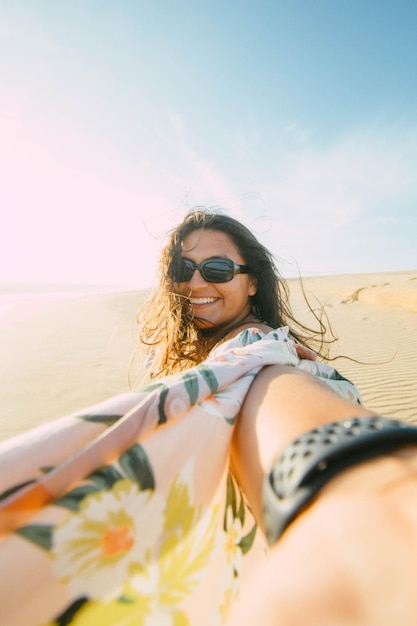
xmin=223 ymin=322 xmax=274 ymax=341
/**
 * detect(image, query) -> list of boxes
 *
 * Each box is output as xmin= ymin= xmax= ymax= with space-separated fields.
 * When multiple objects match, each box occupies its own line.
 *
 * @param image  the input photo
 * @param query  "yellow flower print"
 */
xmin=224 ymin=507 xmax=243 ymax=574
xmin=219 ymin=579 xmax=240 ymax=624
xmin=52 ymin=480 xmax=165 ymax=601
xmin=131 ymin=470 xmax=221 ymax=603
xmin=44 ymin=594 xmax=184 ymax=626
xmin=51 ymin=465 xmax=222 ymax=625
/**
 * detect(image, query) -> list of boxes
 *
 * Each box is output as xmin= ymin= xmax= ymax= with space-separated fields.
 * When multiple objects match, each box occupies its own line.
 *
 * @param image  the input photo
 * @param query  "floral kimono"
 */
xmin=0 ymin=327 xmax=362 ymax=626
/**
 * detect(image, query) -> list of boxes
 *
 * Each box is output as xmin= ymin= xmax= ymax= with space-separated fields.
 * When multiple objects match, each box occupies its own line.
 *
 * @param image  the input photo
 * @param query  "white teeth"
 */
xmin=190 ymin=297 xmax=217 ymax=304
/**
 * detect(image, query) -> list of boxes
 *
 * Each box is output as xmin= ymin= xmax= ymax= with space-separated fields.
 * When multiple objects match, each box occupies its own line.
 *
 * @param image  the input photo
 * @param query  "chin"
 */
xmin=195 ymin=318 xmax=235 ymax=336
xmin=194 ymin=318 xmax=216 ymax=330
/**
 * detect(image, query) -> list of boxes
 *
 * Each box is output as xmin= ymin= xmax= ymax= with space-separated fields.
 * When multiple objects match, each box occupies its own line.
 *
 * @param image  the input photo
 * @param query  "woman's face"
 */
xmin=176 ymin=229 xmax=257 ymax=331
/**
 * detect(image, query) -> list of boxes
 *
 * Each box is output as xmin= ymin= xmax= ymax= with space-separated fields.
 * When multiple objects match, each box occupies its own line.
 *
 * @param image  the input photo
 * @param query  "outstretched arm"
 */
xmin=228 ymin=364 xmax=417 ymax=626
xmin=231 ymin=363 xmax=374 ymax=524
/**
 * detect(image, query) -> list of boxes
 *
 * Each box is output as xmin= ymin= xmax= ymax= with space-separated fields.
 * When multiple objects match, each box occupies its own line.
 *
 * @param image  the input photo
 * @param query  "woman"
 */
xmin=137 ymin=208 xmax=417 ymax=625
xmin=1 ymin=208 xmax=415 ymax=625
xmin=137 ymin=207 xmax=323 ymax=379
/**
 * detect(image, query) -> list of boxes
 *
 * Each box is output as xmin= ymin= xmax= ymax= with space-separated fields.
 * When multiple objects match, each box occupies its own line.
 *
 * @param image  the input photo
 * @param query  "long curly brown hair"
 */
xmin=134 ymin=208 xmax=331 ymax=380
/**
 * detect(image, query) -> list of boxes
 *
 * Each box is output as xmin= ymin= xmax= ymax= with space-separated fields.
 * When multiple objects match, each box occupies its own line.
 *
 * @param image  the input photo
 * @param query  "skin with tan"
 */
xmin=227 ymin=364 xmax=417 ymax=625
xmin=176 ymin=229 xmax=258 ymax=332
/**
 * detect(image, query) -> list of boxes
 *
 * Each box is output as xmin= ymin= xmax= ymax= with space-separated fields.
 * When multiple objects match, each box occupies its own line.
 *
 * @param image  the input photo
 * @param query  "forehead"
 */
xmin=181 ymin=229 xmax=241 ymax=259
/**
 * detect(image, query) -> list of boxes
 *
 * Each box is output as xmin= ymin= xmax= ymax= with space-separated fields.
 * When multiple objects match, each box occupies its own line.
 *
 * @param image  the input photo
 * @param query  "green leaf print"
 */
xmin=225 ymin=472 xmax=257 ymax=555
xmin=53 ymin=597 xmax=89 ymax=626
xmin=117 ymin=595 xmax=136 ymax=604
xmin=224 ymin=412 xmax=240 ymax=426
xmin=119 ymin=444 xmax=155 ymax=490
xmin=198 ymin=364 xmax=219 ymax=394
xmin=239 ymin=523 xmax=257 ymax=554
xmin=78 ymin=414 xmax=123 ymax=426
xmin=16 ymin=524 xmax=54 ymax=550
xmin=139 ymin=381 xmax=167 ymax=393
xmin=328 ymin=369 xmax=354 ymax=383
xmin=157 ymin=384 xmax=170 ymax=424
xmin=88 ymin=465 xmax=125 ymax=489
xmin=0 ymin=479 xmax=36 ymax=502
xmin=239 ymin=329 xmax=263 ymax=346
xmin=55 ymin=484 xmax=101 ymax=511
xmin=183 ymin=371 xmax=199 ymax=406
xmin=225 ymin=472 xmax=238 ymax=523
xmin=236 ymin=491 xmax=246 ymax=526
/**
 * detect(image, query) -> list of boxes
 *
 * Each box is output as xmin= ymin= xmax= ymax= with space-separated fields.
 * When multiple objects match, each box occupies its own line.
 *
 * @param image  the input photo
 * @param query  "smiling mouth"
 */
xmin=189 ymin=297 xmax=218 ymax=305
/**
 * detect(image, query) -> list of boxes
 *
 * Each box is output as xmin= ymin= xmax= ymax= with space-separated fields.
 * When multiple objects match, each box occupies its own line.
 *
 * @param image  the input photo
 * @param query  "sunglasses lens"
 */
xmin=202 ymin=260 xmax=233 ymax=282
xmin=177 ymin=259 xmax=195 ymax=282
xmin=174 ymin=258 xmax=236 ymax=282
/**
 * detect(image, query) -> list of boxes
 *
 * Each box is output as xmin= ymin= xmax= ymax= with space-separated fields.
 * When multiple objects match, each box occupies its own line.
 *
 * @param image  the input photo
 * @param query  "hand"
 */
xmin=295 ymin=344 xmax=317 ymax=361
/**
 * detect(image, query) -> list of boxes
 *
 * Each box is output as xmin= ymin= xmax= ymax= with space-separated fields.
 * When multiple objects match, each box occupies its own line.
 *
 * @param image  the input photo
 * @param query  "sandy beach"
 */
xmin=0 ymin=270 xmax=416 ymax=442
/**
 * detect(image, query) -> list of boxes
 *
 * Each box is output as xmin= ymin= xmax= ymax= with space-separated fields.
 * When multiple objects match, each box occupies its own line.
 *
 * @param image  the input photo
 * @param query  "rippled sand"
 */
xmin=0 ymin=270 xmax=416 ymax=441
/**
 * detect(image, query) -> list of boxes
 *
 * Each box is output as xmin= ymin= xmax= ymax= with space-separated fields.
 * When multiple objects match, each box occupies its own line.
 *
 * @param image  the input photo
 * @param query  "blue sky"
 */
xmin=1 ymin=0 xmax=416 ymax=287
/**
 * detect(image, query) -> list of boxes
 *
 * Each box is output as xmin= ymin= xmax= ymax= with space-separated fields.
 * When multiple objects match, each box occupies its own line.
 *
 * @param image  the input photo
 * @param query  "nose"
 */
xmin=187 ymin=269 xmax=209 ymax=288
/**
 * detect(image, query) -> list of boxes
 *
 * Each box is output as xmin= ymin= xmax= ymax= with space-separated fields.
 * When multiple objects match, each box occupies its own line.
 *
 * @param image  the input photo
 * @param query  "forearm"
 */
xmin=231 ymin=364 xmax=374 ymax=524
xmin=227 ymin=480 xmax=417 ymax=626
xmin=230 ymin=364 xmax=417 ymax=625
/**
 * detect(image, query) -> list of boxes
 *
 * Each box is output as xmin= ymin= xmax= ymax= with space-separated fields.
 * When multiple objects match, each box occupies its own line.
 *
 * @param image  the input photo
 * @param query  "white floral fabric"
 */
xmin=0 ymin=327 xmax=362 ymax=625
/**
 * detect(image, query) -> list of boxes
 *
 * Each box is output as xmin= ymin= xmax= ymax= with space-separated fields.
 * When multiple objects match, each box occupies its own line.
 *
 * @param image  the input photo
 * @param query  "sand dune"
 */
xmin=289 ymin=270 xmax=417 ymax=424
xmin=0 ymin=289 xmax=147 ymax=441
xmin=0 ymin=270 xmax=416 ymax=441
xmin=289 ymin=270 xmax=417 ymax=312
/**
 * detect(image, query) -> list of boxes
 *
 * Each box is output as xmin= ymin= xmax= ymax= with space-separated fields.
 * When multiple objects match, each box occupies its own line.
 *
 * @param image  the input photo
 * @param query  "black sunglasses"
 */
xmin=174 ymin=257 xmax=251 ymax=283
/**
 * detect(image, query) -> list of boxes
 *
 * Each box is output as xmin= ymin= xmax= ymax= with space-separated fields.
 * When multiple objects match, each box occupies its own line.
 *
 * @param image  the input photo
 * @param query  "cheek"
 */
xmin=175 ymin=282 xmax=189 ymax=295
